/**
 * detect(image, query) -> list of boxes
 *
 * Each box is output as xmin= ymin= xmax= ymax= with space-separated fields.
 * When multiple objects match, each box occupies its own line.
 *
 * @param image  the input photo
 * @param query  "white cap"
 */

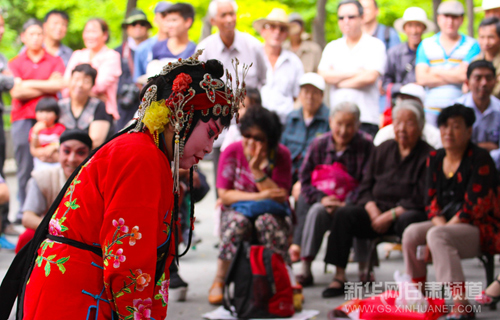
xmin=395 ymin=83 xmax=426 ymax=104
xmin=299 ymin=72 xmax=325 ymax=91
xmin=475 ymin=0 xmax=500 ymax=12
xmin=394 ymin=7 xmax=436 ymax=34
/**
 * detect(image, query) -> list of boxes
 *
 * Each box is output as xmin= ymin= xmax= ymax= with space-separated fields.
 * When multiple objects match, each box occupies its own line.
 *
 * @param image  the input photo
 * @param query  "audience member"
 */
xmin=16 ymin=129 xmax=92 ymax=253
xmin=283 ymin=13 xmax=322 ymax=73
xmin=293 ymin=102 xmax=373 ymax=285
xmin=416 ymin=1 xmax=480 ymax=126
xmin=374 ymin=84 xmax=442 ymax=149
xmin=9 ymin=18 xmax=65 ymax=223
xmin=43 ymin=10 xmax=72 ymax=66
xmin=478 ymin=0 xmax=500 ymax=19
xmin=115 ymin=9 xmax=151 ymax=131
xmin=456 ymin=60 xmax=500 ymax=170
xmin=208 ymin=107 xmax=292 ymax=305
xmin=220 ymin=88 xmax=262 ymax=152
xmin=152 ymin=3 xmax=196 ymax=61
xmin=322 ymin=99 xmax=433 ymax=298
xmin=59 ymin=64 xmax=113 ymax=149
xmin=402 ymin=104 xmax=500 ymax=320
xmin=359 ymin=0 xmax=400 ymax=50
xmin=64 ymin=18 xmax=122 ymax=120
xmin=198 ymin=0 xmax=268 ymax=189
xmin=383 ymin=7 xmax=435 ymax=101
xmin=476 ymin=17 xmax=500 ymax=98
xmin=133 ymin=2 xmax=171 ymax=82
xmin=281 ymin=73 xmax=330 ymax=185
xmin=0 ymin=13 xmax=14 ymax=176
xmin=29 ymin=98 xmax=65 ymax=170
xmin=319 ymin=0 xmax=386 ymax=137
xmin=255 ymin=8 xmax=304 ymax=124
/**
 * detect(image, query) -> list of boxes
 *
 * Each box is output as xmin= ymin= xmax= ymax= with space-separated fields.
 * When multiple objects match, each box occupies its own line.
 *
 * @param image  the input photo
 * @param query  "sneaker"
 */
xmin=0 ymin=235 xmax=16 ymax=250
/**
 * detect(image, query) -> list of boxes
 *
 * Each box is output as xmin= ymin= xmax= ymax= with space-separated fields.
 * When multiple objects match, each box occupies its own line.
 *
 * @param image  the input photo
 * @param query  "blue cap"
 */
xmin=154 ymin=2 xmax=172 ymax=13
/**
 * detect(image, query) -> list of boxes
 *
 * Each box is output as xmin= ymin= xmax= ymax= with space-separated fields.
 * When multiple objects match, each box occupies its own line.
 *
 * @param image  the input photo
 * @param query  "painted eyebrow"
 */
xmin=214 ymin=122 xmax=221 ymax=133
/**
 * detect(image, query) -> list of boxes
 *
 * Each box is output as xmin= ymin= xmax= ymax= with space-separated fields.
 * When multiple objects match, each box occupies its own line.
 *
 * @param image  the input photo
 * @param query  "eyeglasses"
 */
xmin=338 ymin=15 xmax=359 ymax=21
xmin=263 ymin=23 xmax=289 ymax=33
xmin=131 ymin=21 xmax=149 ymax=27
xmin=242 ymin=132 xmax=267 ymax=142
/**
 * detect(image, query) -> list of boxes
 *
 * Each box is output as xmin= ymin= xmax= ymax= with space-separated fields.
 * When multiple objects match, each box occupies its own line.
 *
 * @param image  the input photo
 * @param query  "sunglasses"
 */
xmin=130 ymin=21 xmax=149 ymax=27
xmin=242 ymin=132 xmax=267 ymax=143
xmin=263 ymin=23 xmax=289 ymax=33
xmin=338 ymin=15 xmax=359 ymax=21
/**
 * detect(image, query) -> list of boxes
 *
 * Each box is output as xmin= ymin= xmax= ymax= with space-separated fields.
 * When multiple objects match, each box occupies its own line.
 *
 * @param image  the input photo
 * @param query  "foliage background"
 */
xmin=0 ymin=0 xmax=489 ymax=60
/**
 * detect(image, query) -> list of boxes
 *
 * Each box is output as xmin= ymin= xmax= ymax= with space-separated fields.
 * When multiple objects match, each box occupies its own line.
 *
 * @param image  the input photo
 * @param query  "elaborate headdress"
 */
xmin=131 ymin=50 xmax=250 ymax=258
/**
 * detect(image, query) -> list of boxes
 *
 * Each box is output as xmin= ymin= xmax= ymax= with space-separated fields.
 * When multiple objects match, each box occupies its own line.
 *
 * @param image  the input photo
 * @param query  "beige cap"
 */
xmin=253 ymin=8 xmax=301 ymax=34
xmin=437 ymin=1 xmax=465 ymax=16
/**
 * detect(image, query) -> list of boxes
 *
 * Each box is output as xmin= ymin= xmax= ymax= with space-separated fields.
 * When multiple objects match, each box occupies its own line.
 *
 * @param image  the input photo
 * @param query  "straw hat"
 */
xmin=253 ymin=8 xmax=301 ymax=34
xmin=394 ymin=7 xmax=436 ymax=34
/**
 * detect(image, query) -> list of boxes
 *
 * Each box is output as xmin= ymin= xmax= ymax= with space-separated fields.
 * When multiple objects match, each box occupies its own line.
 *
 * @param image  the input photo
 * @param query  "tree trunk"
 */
xmin=313 ymin=0 xmax=327 ymax=49
xmin=465 ymin=0 xmax=474 ymax=37
xmin=200 ymin=14 xmax=213 ymax=42
xmin=432 ymin=0 xmax=442 ymax=32
xmin=123 ymin=0 xmax=138 ymax=42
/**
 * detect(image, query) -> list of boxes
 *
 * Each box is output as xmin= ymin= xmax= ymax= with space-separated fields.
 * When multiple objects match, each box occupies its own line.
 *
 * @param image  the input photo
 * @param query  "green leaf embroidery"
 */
xmin=44 ymin=262 xmax=51 ymax=277
xmin=64 ymin=199 xmax=80 ymax=210
xmin=125 ymin=306 xmax=135 ymax=313
xmin=56 ymin=257 xmax=70 ymax=264
xmin=123 ymin=287 xmax=132 ymax=294
xmin=59 ymin=217 xmax=66 ymax=224
xmin=115 ymin=292 xmax=124 ymax=298
xmin=154 ymin=293 xmax=163 ymax=300
xmin=124 ymin=315 xmax=133 ymax=320
xmin=57 ymin=264 xmax=66 ymax=274
xmin=60 ymin=226 xmax=68 ymax=232
xmin=103 ymin=259 xmax=109 ymax=267
xmin=36 ymin=256 xmax=42 ymax=267
xmin=47 ymin=255 xmax=56 ymax=261
xmin=116 ymin=240 xmax=123 ymax=245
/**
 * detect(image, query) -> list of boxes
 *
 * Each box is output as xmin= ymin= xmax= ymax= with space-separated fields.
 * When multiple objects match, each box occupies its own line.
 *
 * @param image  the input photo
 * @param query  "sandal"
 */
xmin=208 ymin=281 xmax=224 ymax=305
xmin=296 ymin=274 xmax=314 ymax=287
xmin=322 ymin=278 xmax=346 ymax=298
xmin=445 ymin=302 xmax=475 ymax=320
xmin=475 ymin=276 xmax=500 ymax=307
xmin=359 ymin=270 xmax=375 ymax=286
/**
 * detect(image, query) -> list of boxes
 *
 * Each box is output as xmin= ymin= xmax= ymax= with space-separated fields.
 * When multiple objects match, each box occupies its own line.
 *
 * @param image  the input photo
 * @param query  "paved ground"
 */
xmin=0 ymin=160 xmax=499 ymax=319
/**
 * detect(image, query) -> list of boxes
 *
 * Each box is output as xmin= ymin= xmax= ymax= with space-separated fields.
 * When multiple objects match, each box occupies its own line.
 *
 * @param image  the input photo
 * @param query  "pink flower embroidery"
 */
xmin=133 ymin=298 xmax=152 ymax=320
xmin=112 ymin=218 xmax=129 ymax=233
xmin=129 ymin=226 xmax=142 ymax=246
xmin=113 ymin=248 xmax=126 ymax=268
xmin=135 ymin=269 xmax=151 ymax=291
xmin=159 ymin=279 xmax=170 ymax=305
xmin=49 ymin=219 xmax=62 ymax=236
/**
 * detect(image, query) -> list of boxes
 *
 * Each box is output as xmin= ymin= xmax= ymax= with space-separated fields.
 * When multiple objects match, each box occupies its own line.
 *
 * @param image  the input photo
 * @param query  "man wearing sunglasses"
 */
xmin=115 ymin=9 xmax=152 ymax=130
xmin=254 ymin=8 xmax=304 ymax=125
xmin=318 ymin=0 xmax=386 ymax=138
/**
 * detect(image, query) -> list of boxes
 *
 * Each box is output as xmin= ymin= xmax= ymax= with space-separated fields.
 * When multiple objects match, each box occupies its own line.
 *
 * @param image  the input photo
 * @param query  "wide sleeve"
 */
xmin=354 ymin=146 xmax=378 ymax=206
xmin=92 ymin=50 xmax=122 ymax=95
xmin=99 ymin=145 xmax=171 ymax=319
xmin=299 ymin=137 xmax=326 ymax=204
xmin=425 ymin=151 xmax=441 ymax=219
xmin=458 ymin=149 xmax=499 ymax=224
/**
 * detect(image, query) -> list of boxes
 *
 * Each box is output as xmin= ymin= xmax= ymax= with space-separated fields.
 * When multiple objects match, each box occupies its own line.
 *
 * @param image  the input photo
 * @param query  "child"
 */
xmin=29 ymin=97 xmax=66 ymax=170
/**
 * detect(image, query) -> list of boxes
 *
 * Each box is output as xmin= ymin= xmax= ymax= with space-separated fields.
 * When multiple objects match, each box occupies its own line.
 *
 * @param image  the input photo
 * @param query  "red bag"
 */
xmin=311 ymin=162 xmax=358 ymax=201
xmin=331 ymin=290 xmax=446 ymax=320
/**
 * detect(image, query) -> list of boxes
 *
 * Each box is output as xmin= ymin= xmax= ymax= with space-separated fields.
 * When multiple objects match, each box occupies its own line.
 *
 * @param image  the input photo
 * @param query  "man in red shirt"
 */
xmin=9 ymin=18 xmax=65 ymax=222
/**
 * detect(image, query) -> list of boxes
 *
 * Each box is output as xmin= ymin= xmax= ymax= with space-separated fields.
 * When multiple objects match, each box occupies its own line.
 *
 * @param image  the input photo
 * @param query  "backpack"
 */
xmin=223 ymin=243 xmax=295 ymax=319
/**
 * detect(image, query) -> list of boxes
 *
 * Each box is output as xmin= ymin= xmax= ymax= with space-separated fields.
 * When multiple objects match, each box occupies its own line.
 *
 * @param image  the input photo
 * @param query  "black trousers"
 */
xmin=324 ymin=205 xmax=426 ymax=269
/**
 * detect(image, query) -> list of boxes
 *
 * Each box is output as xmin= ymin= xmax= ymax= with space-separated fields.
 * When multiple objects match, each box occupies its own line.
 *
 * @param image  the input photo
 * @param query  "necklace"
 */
xmin=448 ymin=171 xmax=454 ymax=178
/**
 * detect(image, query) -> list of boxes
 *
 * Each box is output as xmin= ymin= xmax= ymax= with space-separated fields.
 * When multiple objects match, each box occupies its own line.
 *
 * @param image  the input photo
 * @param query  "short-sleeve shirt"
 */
xmin=261 ymin=49 xmax=304 ymax=124
xmin=151 ymin=39 xmax=197 ymax=61
xmin=318 ymin=34 xmax=386 ymax=125
xmin=58 ymin=97 xmax=113 ymax=133
xmin=9 ymin=50 xmax=65 ymax=122
xmin=217 ymin=142 xmax=292 ymax=193
xmin=416 ymin=33 xmax=480 ymax=109
xmin=22 ymin=177 xmax=47 ymax=216
xmin=28 ymin=123 xmax=66 ymax=146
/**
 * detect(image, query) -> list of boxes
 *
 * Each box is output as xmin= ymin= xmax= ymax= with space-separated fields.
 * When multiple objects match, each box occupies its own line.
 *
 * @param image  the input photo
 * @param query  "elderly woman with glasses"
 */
xmin=402 ymin=104 xmax=500 ymax=320
xmin=208 ymin=106 xmax=292 ymax=305
xmin=322 ymin=99 xmax=434 ymax=298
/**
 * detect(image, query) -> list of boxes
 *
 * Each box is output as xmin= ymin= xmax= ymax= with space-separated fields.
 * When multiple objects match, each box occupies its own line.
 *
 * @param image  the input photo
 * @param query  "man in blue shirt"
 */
xmin=456 ymin=60 xmax=500 ymax=170
xmin=416 ymin=1 xmax=480 ymax=126
xmin=281 ymin=73 xmax=330 ymax=187
xmin=133 ymin=2 xmax=171 ymax=83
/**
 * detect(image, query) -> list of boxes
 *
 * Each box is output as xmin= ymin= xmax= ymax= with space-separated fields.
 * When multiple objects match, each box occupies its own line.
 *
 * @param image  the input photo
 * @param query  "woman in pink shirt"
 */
xmin=64 ymin=18 xmax=122 ymax=120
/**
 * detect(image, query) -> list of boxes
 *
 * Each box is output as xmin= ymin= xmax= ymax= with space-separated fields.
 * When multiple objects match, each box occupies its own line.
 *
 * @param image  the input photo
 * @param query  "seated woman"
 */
xmin=17 ymin=130 xmax=92 ymax=253
xmin=402 ymin=104 xmax=500 ymax=320
xmin=322 ymin=99 xmax=434 ymax=298
xmin=294 ymin=102 xmax=373 ymax=286
xmin=208 ymin=107 xmax=292 ymax=305
xmin=59 ymin=64 xmax=113 ymax=149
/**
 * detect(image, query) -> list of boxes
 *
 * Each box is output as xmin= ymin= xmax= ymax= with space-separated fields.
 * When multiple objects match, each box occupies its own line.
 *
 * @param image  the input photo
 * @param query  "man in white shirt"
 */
xmin=254 ymin=8 xmax=304 ymax=124
xmin=318 ymin=0 xmax=386 ymax=137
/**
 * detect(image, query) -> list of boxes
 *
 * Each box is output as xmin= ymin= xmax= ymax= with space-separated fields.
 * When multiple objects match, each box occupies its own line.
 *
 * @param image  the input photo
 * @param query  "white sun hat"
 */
xmin=394 ymin=7 xmax=436 ymax=34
